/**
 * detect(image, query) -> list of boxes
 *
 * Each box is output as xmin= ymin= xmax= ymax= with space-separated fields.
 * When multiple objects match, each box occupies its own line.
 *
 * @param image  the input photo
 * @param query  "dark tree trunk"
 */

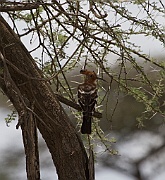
xmin=21 ymin=105 xmax=40 ymax=180
xmin=0 ymin=15 xmax=89 ymax=180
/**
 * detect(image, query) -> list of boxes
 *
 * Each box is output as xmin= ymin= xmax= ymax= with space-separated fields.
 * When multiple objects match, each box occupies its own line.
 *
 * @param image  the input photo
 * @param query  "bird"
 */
xmin=78 ymin=69 xmax=98 ymax=134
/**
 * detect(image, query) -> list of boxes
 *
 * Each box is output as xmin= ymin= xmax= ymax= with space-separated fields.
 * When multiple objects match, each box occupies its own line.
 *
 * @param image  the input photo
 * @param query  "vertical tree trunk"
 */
xmin=0 ymin=15 xmax=89 ymax=180
xmin=21 ymin=105 xmax=40 ymax=180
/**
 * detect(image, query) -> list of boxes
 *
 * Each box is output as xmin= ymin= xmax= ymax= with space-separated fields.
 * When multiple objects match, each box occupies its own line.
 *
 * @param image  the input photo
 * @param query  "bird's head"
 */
xmin=80 ymin=69 xmax=106 ymax=83
xmin=80 ymin=69 xmax=97 ymax=83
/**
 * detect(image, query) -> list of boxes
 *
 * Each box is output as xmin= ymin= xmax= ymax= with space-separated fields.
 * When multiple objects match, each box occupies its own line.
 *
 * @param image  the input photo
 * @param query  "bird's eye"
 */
xmin=90 ymin=74 xmax=93 ymax=77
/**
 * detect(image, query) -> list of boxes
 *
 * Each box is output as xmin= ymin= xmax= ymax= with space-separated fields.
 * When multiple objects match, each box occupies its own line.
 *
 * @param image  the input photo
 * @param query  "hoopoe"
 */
xmin=78 ymin=69 xmax=98 ymax=134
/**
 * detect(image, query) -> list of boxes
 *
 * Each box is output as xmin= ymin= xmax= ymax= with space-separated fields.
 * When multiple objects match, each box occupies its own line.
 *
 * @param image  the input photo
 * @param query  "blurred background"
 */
xmin=0 ymin=0 xmax=165 ymax=179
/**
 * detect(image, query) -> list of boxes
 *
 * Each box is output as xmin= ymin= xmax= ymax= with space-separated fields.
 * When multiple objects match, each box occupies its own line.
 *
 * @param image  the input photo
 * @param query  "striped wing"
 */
xmin=78 ymin=83 xmax=97 ymax=134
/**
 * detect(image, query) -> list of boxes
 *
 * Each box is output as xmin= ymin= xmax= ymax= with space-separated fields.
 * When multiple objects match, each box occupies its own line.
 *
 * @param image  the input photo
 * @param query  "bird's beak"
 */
xmin=80 ymin=69 xmax=87 ymax=74
xmin=97 ymin=77 xmax=107 ymax=82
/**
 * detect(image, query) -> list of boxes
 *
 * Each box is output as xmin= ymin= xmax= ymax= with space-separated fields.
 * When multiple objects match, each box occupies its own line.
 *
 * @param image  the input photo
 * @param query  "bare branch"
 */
xmin=0 ymin=2 xmax=39 ymax=11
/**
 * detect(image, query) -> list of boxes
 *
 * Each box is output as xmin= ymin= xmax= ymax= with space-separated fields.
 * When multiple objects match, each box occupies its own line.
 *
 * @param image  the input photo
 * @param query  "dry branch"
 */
xmin=0 ymin=2 xmax=39 ymax=12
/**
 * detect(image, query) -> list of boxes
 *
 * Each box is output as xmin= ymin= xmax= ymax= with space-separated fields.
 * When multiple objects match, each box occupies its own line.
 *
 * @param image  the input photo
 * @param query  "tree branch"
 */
xmin=0 ymin=2 xmax=39 ymax=12
xmin=0 ymin=14 xmax=89 ymax=180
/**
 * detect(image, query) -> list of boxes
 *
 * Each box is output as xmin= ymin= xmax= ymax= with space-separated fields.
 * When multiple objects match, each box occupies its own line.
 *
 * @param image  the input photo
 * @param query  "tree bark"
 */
xmin=20 ymin=99 xmax=40 ymax=180
xmin=0 ymin=15 xmax=89 ymax=180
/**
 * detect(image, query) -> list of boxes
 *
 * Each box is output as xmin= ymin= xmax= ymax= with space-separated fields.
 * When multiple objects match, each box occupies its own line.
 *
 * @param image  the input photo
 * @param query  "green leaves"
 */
xmin=128 ymin=77 xmax=165 ymax=127
xmin=5 ymin=110 xmax=17 ymax=127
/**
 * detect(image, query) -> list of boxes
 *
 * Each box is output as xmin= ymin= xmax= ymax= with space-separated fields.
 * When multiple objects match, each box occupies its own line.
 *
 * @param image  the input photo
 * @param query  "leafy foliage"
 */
xmin=1 ymin=0 xmax=165 ymax=148
xmin=5 ymin=110 xmax=17 ymax=127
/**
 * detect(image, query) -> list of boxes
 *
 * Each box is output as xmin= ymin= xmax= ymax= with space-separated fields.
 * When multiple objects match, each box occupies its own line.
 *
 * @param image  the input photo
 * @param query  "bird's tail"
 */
xmin=81 ymin=113 xmax=92 ymax=134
